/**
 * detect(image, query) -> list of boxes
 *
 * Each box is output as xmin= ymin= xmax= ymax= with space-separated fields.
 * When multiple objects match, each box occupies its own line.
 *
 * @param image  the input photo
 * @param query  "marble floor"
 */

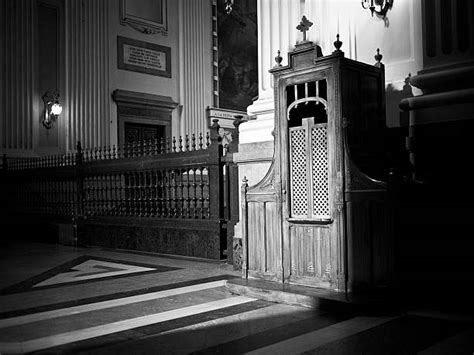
xmin=0 ymin=240 xmax=473 ymax=354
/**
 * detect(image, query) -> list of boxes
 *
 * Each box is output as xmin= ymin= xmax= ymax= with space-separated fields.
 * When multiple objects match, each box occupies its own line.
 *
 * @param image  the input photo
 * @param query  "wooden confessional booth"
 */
xmin=241 ymin=40 xmax=394 ymax=293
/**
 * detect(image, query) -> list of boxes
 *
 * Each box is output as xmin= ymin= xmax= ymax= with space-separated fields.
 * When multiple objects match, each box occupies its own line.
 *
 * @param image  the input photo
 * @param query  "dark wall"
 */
xmin=395 ymin=119 xmax=474 ymax=309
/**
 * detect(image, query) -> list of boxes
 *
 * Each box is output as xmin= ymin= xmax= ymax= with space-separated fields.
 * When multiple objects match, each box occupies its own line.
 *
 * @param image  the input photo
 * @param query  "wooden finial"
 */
xmin=333 ymin=34 xmax=343 ymax=53
xmin=210 ymin=119 xmax=221 ymax=144
xmin=211 ymin=118 xmax=220 ymax=130
xmin=242 ymin=176 xmax=248 ymax=188
xmin=76 ymin=140 xmax=83 ymax=164
xmin=274 ymin=50 xmax=282 ymax=67
xmin=2 ymin=153 xmax=7 ymax=170
xmin=374 ymin=48 xmax=383 ymax=67
xmin=404 ymin=72 xmax=411 ymax=85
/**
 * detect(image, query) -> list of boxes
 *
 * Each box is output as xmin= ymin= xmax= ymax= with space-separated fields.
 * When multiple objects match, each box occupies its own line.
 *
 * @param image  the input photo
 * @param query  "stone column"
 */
xmin=240 ymin=0 xmax=302 ymax=146
xmin=233 ymin=0 xmax=303 ymax=246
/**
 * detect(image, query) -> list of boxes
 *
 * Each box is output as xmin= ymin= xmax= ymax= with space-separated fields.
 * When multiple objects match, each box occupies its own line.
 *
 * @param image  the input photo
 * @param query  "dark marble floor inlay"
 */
xmin=0 ymin=255 xmax=181 ymax=295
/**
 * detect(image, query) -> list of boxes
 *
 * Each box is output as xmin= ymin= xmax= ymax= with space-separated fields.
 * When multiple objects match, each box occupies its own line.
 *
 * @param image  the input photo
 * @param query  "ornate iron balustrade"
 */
xmin=0 ymin=120 xmax=241 ymax=261
xmin=3 ymin=131 xmax=212 ymax=171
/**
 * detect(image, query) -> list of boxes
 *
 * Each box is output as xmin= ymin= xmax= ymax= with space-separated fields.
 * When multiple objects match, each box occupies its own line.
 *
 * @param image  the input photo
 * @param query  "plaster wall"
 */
xmin=107 ymin=0 xmax=180 ymax=145
xmin=0 ymin=0 xmax=213 ymax=156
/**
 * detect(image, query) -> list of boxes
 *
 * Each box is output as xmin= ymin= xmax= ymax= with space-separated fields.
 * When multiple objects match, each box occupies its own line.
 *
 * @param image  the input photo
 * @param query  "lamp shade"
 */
xmin=51 ymin=102 xmax=62 ymax=115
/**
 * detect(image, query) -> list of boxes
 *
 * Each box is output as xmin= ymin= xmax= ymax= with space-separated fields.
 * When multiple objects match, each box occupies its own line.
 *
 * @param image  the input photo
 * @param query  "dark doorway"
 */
xmin=124 ymin=122 xmax=166 ymax=144
xmin=124 ymin=122 xmax=166 ymax=156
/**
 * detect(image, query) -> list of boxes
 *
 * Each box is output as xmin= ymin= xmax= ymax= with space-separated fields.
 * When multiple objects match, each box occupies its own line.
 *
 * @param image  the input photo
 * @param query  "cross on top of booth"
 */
xmin=296 ymin=16 xmax=313 ymax=42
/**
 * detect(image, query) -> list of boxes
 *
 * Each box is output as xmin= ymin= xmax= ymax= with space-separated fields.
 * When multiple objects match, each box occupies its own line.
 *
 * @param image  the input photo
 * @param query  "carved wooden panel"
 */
xmin=345 ymin=198 xmax=394 ymax=291
xmin=289 ymin=224 xmax=332 ymax=288
xmin=143 ymin=127 xmax=160 ymax=141
xmin=246 ymin=197 xmax=281 ymax=281
xmin=125 ymin=127 xmax=140 ymax=144
xmin=247 ymin=202 xmax=263 ymax=273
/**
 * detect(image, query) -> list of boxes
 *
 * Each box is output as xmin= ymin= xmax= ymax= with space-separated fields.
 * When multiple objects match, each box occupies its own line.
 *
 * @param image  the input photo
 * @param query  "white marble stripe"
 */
xmin=246 ymin=316 xmax=399 ymax=355
xmin=34 ymin=260 xmax=157 ymax=287
xmin=0 ymin=280 xmax=227 ymax=329
xmin=0 ymin=295 xmax=256 ymax=354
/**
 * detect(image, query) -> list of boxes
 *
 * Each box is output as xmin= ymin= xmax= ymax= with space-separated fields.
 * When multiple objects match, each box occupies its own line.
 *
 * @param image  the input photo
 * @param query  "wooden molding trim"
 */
xmin=112 ymin=89 xmax=178 ymax=113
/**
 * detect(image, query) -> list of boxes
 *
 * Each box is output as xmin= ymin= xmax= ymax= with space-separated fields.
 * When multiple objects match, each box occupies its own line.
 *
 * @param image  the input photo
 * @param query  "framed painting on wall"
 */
xmin=216 ymin=0 xmax=258 ymax=112
xmin=120 ymin=0 xmax=167 ymax=35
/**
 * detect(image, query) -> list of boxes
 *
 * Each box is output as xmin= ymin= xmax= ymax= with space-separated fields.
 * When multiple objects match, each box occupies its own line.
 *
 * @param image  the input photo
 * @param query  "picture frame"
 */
xmin=117 ymin=36 xmax=171 ymax=78
xmin=119 ymin=0 xmax=167 ymax=35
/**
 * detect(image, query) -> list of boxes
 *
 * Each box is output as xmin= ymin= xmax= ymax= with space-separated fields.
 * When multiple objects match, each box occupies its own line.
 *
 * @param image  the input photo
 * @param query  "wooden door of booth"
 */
xmin=282 ymin=70 xmax=341 ymax=289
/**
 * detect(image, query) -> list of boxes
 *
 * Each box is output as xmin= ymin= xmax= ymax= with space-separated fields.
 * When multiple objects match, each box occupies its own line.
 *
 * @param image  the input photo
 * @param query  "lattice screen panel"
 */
xmin=290 ymin=128 xmax=308 ymax=217
xmin=311 ymin=125 xmax=330 ymax=217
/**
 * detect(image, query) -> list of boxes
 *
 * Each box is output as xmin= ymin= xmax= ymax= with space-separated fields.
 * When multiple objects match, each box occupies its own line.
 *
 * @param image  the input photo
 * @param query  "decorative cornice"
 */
xmin=124 ymin=22 xmax=168 ymax=35
xmin=269 ymin=41 xmax=323 ymax=74
xmin=112 ymin=89 xmax=178 ymax=113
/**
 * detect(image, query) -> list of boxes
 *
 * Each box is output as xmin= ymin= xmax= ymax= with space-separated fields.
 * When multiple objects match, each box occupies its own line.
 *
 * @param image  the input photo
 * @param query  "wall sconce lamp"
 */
xmin=42 ymin=91 xmax=62 ymax=129
xmin=361 ymin=0 xmax=393 ymax=18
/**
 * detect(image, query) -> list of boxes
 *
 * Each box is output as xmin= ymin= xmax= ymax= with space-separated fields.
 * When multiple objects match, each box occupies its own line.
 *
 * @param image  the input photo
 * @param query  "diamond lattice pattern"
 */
xmin=290 ymin=128 xmax=308 ymax=217
xmin=311 ymin=126 xmax=330 ymax=217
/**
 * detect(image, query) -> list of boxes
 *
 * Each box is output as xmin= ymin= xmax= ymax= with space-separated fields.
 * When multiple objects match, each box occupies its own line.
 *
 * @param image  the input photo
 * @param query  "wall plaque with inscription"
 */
xmin=118 ymin=36 xmax=171 ymax=77
xmin=207 ymin=107 xmax=249 ymax=129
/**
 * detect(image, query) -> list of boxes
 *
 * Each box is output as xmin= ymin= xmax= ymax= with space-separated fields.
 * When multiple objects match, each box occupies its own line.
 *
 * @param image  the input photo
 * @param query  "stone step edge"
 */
xmin=225 ymin=278 xmax=397 ymax=314
xmin=226 ymin=279 xmax=321 ymax=309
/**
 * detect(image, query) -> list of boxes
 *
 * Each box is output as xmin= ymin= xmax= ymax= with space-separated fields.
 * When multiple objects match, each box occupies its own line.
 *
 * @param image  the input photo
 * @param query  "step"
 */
xmin=226 ymin=278 xmax=398 ymax=314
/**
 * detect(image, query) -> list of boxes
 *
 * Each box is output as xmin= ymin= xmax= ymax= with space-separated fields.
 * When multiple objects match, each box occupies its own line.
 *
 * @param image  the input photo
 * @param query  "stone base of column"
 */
xmin=240 ymin=97 xmax=275 ymax=144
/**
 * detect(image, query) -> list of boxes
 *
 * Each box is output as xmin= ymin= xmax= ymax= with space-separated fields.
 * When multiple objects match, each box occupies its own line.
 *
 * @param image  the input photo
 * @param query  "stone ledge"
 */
xmin=411 ymin=63 xmax=474 ymax=94
xmin=233 ymin=141 xmax=274 ymax=164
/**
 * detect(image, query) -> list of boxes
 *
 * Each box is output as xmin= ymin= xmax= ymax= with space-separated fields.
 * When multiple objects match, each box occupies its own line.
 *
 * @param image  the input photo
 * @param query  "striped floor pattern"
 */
xmin=0 ymin=277 xmax=472 ymax=354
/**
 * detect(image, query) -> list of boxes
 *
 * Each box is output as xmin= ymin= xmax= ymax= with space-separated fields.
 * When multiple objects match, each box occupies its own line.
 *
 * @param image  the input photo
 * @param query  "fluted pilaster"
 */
xmin=65 ymin=0 xmax=110 ymax=151
xmin=178 ymin=0 xmax=213 ymax=137
xmin=0 ymin=0 xmax=36 ymax=153
xmin=423 ymin=0 xmax=474 ymax=70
